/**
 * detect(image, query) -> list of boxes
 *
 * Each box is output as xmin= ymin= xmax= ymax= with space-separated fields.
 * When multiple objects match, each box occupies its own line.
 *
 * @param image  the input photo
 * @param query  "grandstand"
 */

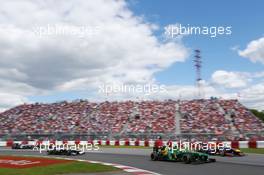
xmin=0 ymin=99 xmax=263 ymax=141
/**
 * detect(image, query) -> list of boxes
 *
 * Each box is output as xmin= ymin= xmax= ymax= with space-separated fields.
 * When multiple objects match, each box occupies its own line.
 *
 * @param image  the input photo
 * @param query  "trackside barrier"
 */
xmin=0 ymin=141 xmax=6 ymax=147
xmin=125 ymin=140 xmax=130 ymax=146
xmin=231 ymin=141 xmax=239 ymax=148
xmin=248 ymin=141 xmax=257 ymax=148
xmin=257 ymin=141 xmax=264 ymax=148
xmin=6 ymin=140 xmax=13 ymax=147
xmin=1 ymin=140 xmax=264 ymax=148
xmin=239 ymin=141 xmax=248 ymax=148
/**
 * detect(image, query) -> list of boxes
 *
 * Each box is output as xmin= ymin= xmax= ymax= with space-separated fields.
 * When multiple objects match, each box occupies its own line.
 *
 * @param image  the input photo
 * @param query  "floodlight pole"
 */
xmin=194 ymin=49 xmax=202 ymax=98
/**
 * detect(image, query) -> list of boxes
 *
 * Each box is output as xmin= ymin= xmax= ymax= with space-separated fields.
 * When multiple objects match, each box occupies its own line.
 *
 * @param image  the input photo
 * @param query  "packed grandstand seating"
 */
xmin=0 ymin=99 xmax=263 ymax=140
xmin=180 ymin=99 xmax=231 ymax=134
xmin=218 ymin=100 xmax=263 ymax=133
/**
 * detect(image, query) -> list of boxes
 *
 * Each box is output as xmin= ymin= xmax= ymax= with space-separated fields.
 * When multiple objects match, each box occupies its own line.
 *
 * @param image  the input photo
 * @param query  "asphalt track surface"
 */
xmin=1 ymin=148 xmax=264 ymax=175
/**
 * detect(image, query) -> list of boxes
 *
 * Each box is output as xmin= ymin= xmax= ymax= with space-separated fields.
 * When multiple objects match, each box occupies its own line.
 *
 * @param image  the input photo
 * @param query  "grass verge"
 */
xmin=0 ymin=159 xmax=119 ymax=175
xmin=240 ymin=148 xmax=264 ymax=154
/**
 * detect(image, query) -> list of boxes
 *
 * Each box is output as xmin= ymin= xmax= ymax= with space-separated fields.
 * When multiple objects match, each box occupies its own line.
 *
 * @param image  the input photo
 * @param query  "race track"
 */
xmin=0 ymin=148 xmax=264 ymax=175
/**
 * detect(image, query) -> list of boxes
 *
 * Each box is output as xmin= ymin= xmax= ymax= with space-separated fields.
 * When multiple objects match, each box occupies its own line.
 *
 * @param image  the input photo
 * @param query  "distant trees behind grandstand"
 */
xmin=250 ymin=109 xmax=264 ymax=122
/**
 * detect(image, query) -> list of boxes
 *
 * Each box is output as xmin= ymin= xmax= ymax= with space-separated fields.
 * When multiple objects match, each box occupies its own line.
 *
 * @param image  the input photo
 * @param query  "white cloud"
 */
xmin=239 ymin=37 xmax=264 ymax=64
xmin=0 ymin=93 xmax=28 ymax=112
xmin=94 ymin=80 xmax=237 ymax=102
xmin=97 ymin=74 xmax=264 ymax=111
xmin=210 ymin=70 xmax=264 ymax=110
xmin=239 ymin=83 xmax=264 ymax=110
xmin=252 ymin=71 xmax=264 ymax=78
xmin=230 ymin=45 xmax=239 ymax=51
xmin=211 ymin=70 xmax=250 ymax=88
xmin=0 ymin=0 xmax=188 ymax=110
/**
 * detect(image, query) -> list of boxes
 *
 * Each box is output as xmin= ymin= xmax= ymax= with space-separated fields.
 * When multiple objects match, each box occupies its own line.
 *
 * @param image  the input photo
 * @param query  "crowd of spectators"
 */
xmin=126 ymin=100 xmax=176 ymax=133
xmin=0 ymin=99 xmax=263 ymax=138
xmin=219 ymin=100 xmax=263 ymax=132
xmin=0 ymin=100 xmax=176 ymax=135
xmin=179 ymin=99 xmax=231 ymax=134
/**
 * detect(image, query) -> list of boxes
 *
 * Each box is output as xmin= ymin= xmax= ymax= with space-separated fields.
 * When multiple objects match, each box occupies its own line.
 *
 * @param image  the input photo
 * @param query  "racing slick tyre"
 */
xmin=208 ymin=158 xmax=216 ymax=163
xmin=220 ymin=151 xmax=225 ymax=157
xmin=199 ymin=155 xmax=208 ymax=162
xmin=238 ymin=152 xmax=245 ymax=156
xmin=66 ymin=151 xmax=72 ymax=156
xmin=151 ymin=153 xmax=158 ymax=161
xmin=71 ymin=151 xmax=78 ymax=156
xmin=183 ymin=155 xmax=191 ymax=164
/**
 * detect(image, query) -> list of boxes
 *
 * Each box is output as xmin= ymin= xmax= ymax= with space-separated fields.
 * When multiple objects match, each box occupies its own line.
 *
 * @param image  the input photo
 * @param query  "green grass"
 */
xmin=0 ymin=160 xmax=120 ymax=175
xmin=240 ymin=148 xmax=264 ymax=154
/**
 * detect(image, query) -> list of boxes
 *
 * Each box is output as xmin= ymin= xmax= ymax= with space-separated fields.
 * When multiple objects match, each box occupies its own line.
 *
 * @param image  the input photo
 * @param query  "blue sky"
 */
xmin=128 ymin=0 xmax=264 ymax=84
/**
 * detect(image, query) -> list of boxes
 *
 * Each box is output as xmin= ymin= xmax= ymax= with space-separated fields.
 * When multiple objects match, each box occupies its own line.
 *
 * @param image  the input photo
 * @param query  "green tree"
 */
xmin=250 ymin=109 xmax=264 ymax=122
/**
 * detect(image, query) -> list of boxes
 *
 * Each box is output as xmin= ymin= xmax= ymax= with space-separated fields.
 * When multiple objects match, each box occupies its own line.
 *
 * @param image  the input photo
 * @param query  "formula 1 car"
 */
xmin=218 ymin=147 xmax=245 ymax=157
xmin=150 ymin=146 xmax=216 ymax=164
xmin=198 ymin=147 xmax=245 ymax=157
xmin=11 ymin=143 xmax=35 ymax=149
xmin=47 ymin=148 xmax=85 ymax=156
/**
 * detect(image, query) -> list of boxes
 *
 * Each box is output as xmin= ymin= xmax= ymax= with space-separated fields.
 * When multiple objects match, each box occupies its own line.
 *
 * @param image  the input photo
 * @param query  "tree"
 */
xmin=250 ymin=109 xmax=264 ymax=122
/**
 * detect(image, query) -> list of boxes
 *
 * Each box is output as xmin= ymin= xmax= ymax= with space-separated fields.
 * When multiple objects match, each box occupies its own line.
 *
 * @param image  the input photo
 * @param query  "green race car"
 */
xmin=150 ymin=146 xmax=216 ymax=164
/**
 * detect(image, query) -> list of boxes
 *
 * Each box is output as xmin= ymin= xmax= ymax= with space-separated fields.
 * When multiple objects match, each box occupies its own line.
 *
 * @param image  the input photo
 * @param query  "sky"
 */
xmin=0 ymin=0 xmax=264 ymax=111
